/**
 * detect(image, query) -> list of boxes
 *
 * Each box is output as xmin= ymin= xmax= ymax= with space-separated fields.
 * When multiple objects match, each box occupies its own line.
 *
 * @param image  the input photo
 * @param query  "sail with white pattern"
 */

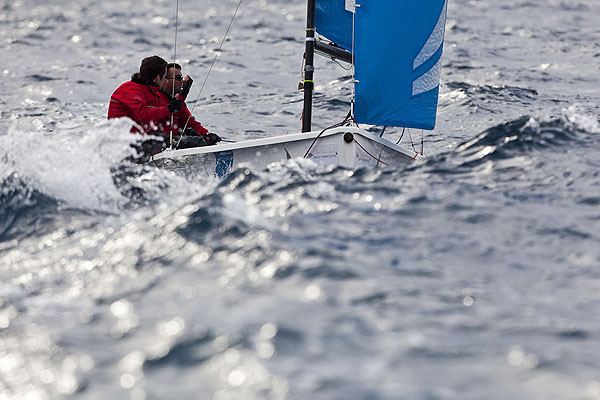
xmin=315 ymin=0 xmax=448 ymax=130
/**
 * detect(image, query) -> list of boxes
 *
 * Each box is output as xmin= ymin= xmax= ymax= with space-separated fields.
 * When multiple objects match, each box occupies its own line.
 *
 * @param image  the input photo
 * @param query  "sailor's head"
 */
xmin=162 ymin=63 xmax=183 ymax=95
xmin=139 ymin=55 xmax=168 ymax=86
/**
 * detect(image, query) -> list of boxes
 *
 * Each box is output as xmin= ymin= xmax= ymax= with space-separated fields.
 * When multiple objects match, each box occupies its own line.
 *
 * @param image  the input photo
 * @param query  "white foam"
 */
xmin=564 ymin=105 xmax=600 ymax=134
xmin=0 ymin=117 xmax=138 ymax=212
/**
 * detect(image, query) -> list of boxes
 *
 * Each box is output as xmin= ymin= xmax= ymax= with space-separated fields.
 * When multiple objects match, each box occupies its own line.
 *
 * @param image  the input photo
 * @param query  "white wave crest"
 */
xmin=564 ymin=104 xmax=600 ymax=134
xmin=0 ymin=117 xmax=138 ymax=212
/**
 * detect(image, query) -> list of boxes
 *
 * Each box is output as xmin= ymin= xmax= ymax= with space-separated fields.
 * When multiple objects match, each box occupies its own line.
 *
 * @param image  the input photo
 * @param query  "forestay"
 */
xmin=315 ymin=0 xmax=449 ymax=130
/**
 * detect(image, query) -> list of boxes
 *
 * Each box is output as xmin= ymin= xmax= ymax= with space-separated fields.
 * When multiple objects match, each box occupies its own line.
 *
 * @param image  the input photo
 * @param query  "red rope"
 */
xmin=151 ymin=154 xmax=160 ymax=168
xmin=303 ymin=118 xmax=353 ymax=158
xmin=353 ymin=138 xmax=389 ymax=166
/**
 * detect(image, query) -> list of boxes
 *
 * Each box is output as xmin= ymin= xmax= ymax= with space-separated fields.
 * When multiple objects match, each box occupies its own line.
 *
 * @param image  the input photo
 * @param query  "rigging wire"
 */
xmin=350 ymin=4 xmax=356 ymax=118
xmin=333 ymin=58 xmax=353 ymax=70
xmin=406 ymin=127 xmax=421 ymax=154
xmin=407 ymin=127 xmax=415 ymax=151
xmin=169 ymin=0 xmax=180 ymax=148
xmin=379 ymin=126 xmax=387 ymax=137
xmin=395 ymin=127 xmax=424 ymax=156
xmin=181 ymin=0 xmax=244 ymax=135
xmin=395 ymin=127 xmax=406 ymax=145
xmin=172 ymin=0 xmax=179 ymax=99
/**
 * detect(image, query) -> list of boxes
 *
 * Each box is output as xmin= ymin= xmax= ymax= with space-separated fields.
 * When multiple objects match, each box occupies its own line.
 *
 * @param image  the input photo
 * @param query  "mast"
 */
xmin=302 ymin=0 xmax=316 ymax=132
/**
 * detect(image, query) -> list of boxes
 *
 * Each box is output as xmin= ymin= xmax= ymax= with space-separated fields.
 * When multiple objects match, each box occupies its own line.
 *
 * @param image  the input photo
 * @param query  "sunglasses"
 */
xmin=167 ymin=75 xmax=183 ymax=81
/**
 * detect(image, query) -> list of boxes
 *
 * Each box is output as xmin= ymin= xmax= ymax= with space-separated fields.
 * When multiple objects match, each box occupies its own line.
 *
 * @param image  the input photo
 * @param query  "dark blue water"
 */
xmin=2 ymin=1 xmax=600 ymax=399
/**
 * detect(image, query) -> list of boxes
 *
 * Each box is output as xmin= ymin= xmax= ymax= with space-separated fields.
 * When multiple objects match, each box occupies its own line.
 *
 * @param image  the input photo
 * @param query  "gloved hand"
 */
xmin=180 ymin=76 xmax=193 ymax=98
xmin=205 ymin=132 xmax=221 ymax=146
xmin=167 ymin=97 xmax=182 ymax=112
xmin=176 ymin=135 xmax=208 ymax=149
xmin=183 ymin=127 xmax=198 ymax=136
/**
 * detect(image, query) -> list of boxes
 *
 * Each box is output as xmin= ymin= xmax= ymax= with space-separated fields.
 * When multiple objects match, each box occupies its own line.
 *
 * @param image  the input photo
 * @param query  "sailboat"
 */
xmin=152 ymin=0 xmax=449 ymax=177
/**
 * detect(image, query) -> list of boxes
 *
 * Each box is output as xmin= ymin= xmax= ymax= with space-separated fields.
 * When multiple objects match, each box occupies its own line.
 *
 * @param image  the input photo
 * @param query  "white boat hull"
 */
xmin=150 ymin=127 xmax=418 ymax=177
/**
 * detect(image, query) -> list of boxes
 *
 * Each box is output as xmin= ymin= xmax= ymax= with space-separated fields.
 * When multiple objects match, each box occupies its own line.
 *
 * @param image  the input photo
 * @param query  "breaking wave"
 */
xmin=0 ymin=173 xmax=60 ymax=243
xmin=0 ymin=116 xmax=218 ymax=221
xmin=438 ymin=108 xmax=597 ymax=170
xmin=442 ymin=82 xmax=539 ymax=112
xmin=0 ymin=117 xmax=139 ymax=213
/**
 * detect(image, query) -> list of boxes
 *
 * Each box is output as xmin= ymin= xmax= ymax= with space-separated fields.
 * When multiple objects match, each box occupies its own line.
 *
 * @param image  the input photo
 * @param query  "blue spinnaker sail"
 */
xmin=315 ymin=0 xmax=354 ymax=52
xmin=353 ymin=0 xmax=448 ymax=130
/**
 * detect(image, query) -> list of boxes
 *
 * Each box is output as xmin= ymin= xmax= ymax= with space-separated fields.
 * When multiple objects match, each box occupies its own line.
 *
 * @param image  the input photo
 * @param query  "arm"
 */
xmin=178 ymin=103 xmax=209 ymax=136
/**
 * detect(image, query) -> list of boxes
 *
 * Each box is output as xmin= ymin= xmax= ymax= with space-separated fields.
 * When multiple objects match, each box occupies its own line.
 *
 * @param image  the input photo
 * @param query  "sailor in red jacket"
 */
xmin=108 ymin=55 xmax=182 ymax=134
xmin=158 ymin=63 xmax=221 ymax=148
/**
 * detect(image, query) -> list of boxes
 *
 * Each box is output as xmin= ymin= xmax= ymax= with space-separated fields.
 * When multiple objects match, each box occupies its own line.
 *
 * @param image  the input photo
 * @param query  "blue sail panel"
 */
xmin=354 ymin=0 xmax=448 ymax=130
xmin=315 ymin=0 xmax=354 ymax=52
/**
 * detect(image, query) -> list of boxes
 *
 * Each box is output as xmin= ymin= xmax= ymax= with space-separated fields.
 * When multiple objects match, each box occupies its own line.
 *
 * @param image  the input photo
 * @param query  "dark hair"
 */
xmin=167 ymin=63 xmax=182 ymax=71
xmin=138 ymin=55 xmax=168 ymax=82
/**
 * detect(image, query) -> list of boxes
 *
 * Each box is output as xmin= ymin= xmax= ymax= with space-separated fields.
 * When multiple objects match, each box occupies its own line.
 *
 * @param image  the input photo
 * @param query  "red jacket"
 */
xmin=108 ymin=79 xmax=169 ymax=134
xmin=157 ymin=91 xmax=209 ymax=137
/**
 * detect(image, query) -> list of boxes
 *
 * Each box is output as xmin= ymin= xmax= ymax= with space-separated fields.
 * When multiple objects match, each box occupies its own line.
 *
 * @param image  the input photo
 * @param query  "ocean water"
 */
xmin=1 ymin=0 xmax=600 ymax=399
